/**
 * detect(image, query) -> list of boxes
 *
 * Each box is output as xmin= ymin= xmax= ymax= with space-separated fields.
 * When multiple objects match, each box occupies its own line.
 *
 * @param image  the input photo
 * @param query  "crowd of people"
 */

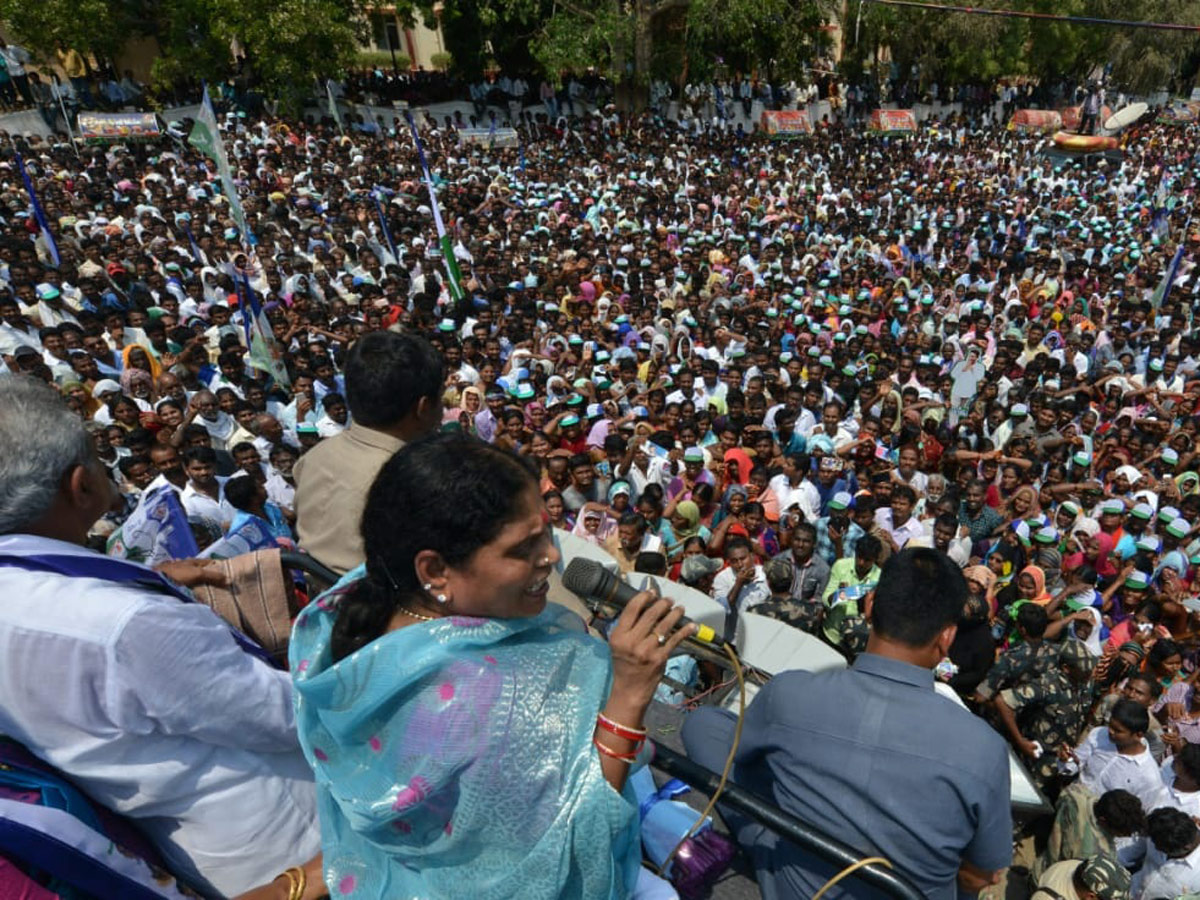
xmin=1 ymin=74 xmax=1200 ymax=900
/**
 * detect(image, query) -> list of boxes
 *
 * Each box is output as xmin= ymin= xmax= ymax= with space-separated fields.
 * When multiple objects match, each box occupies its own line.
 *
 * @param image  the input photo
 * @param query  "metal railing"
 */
xmin=650 ymin=742 xmax=924 ymax=900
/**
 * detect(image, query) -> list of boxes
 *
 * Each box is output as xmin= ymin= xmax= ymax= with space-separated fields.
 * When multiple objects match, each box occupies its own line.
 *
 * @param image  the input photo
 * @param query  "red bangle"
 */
xmin=597 ymin=712 xmax=647 ymax=742
xmin=593 ymin=737 xmax=639 ymax=762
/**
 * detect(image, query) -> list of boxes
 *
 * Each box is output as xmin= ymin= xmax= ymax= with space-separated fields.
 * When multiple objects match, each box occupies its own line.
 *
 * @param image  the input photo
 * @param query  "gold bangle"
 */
xmin=286 ymin=866 xmax=307 ymax=900
xmin=277 ymin=868 xmax=298 ymax=900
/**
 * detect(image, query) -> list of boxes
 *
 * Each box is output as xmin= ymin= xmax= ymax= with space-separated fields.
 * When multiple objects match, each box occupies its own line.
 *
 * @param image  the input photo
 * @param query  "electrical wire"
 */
xmin=655 ymin=642 xmax=897 ymax=898
xmin=812 ymin=857 xmax=896 ymax=900
xmin=656 ymin=639 xmax=746 ymax=875
xmin=861 ymin=0 xmax=1200 ymax=32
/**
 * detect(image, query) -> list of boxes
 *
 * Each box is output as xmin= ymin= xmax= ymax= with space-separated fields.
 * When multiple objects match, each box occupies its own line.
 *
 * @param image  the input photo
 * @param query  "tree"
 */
xmin=0 ymin=0 xmax=126 ymax=66
xmin=0 ymin=0 xmax=367 ymax=110
xmin=685 ymin=0 xmax=834 ymax=84
xmin=842 ymin=0 xmax=1200 ymax=96
xmin=405 ymin=0 xmax=838 ymax=109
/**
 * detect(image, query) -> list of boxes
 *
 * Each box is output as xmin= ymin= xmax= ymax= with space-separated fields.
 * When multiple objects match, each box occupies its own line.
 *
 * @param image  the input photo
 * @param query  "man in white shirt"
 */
xmin=1138 ymin=808 xmax=1200 ymax=900
xmin=188 ymin=389 xmax=237 ymax=450
xmin=0 ymin=379 xmax=319 ymax=896
xmin=807 ymin=399 xmax=856 ymax=450
xmin=694 ymin=358 xmax=728 ymax=411
xmin=34 ymin=285 xmax=80 ymax=328
xmin=874 ymin=485 xmax=929 ymax=553
xmin=1073 ymin=703 xmax=1163 ymax=812
xmin=615 ymin=435 xmax=670 ymax=502
xmin=1153 ymin=745 xmax=1200 ymax=819
xmin=315 ymin=391 xmax=348 ymax=437
xmin=0 ymin=294 xmax=40 ymax=360
xmin=711 ymin=535 xmax=769 ymax=614
xmin=180 ymin=445 xmax=235 ymax=534
xmin=767 ymin=452 xmax=820 ymax=523
xmin=665 ymin=368 xmax=704 ymax=407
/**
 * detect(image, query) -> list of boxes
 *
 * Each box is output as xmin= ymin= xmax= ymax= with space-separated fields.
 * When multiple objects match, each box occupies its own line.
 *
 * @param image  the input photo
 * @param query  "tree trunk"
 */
xmin=615 ymin=1 xmax=652 ymax=112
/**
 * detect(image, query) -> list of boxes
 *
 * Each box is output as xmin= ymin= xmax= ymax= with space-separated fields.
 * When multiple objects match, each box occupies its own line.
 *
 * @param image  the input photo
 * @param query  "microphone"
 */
xmin=561 ymin=558 xmax=719 ymax=644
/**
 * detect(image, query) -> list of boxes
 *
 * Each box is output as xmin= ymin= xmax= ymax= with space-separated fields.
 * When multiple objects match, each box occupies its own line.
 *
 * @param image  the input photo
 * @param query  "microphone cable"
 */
xmin=655 ymin=637 xmax=745 ymax=876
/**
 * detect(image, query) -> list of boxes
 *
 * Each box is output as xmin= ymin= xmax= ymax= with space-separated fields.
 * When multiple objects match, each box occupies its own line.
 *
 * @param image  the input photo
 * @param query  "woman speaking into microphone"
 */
xmin=290 ymin=434 xmax=693 ymax=899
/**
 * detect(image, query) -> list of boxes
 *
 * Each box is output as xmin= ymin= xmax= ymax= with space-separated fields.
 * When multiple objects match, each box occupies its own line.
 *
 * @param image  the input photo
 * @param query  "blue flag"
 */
xmin=373 ymin=191 xmax=398 ymax=261
xmin=1150 ymin=244 xmax=1185 ymax=310
xmin=403 ymin=110 xmax=431 ymax=173
xmin=107 ymin=485 xmax=199 ymax=565
xmin=14 ymin=151 xmax=60 ymax=266
xmin=183 ymin=222 xmax=204 ymax=267
xmin=240 ymin=271 xmax=289 ymax=389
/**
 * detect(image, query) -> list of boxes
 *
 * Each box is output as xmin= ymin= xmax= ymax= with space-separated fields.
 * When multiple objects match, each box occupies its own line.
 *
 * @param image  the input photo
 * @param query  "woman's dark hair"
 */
xmin=330 ymin=435 xmax=538 ymax=661
xmin=681 ymin=535 xmax=706 ymax=554
xmin=110 ymin=394 xmax=137 ymax=413
xmin=1148 ymin=638 xmax=1182 ymax=670
xmin=224 ymin=473 xmax=259 ymax=511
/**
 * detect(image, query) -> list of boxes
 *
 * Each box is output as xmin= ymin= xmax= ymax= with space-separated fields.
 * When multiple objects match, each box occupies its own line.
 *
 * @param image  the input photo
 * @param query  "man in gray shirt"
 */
xmin=683 ymin=547 xmax=1012 ymax=899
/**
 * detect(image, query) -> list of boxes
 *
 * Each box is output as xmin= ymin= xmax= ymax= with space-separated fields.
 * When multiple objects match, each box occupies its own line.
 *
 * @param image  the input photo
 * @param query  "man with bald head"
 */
xmin=185 ymin=389 xmax=236 ymax=450
xmin=156 ymin=371 xmax=187 ymax=405
xmin=249 ymin=412 xmax=297 ymax=460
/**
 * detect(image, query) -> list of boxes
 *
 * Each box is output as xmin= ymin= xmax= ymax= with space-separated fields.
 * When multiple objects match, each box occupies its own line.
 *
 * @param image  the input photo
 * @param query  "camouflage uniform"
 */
xmin=976 ymin=638 xmax=1061 ymax=700
xmin=835 ymin=613 xmax=869 ymax=659
xmin=1001 ymin=666 xmax=1095 ymax=788
xmin=1030 ymin=783 xmax=1115 ymax=883
xmin=1032 ymin=853 xmax=1131 ymax=900
xmin=749 ymin=594 xmax=825 ymax=637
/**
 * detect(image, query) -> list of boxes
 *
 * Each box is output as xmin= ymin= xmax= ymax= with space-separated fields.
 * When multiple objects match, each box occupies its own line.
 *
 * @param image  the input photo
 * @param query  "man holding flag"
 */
xmin=403 ymin=110 xmax=466 ymax=303
xmin=14 ymin=151 xmax=61 ymax=267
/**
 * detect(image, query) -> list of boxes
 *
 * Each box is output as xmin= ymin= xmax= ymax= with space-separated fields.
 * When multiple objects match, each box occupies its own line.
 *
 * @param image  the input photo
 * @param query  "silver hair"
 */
xmin=0 ymin=378 xmax=94 ymax=534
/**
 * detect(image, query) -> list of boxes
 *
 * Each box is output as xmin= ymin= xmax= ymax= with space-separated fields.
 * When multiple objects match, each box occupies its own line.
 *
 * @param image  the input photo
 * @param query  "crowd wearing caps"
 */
xmin=6 ymin=76 xmax=1200 ymax=899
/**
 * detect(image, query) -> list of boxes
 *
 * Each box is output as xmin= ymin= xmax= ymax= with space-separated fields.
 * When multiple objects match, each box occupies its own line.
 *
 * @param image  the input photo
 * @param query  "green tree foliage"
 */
xmin=845 ymin=0 xmax=1200 ymax=93
xmin=0 ymin=0 xmax=126 ymax=62
xmin=0 ymin=0 xmax=366 ymax=107
xmin=685 ymin=0 xmax=835 ymax=82
xmin=394 ymin=0 xmax=837 ymax=107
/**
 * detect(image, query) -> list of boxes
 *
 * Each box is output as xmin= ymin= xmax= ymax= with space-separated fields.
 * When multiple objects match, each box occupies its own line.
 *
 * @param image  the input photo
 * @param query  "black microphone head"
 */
xmin=562 ymin=557 xmax=612 ymax=599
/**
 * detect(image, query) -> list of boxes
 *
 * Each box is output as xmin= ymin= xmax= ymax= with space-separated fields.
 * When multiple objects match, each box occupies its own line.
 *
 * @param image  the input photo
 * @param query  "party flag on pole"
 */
xmin=189 ymin=84 xmax=253 ymax=246
xmin=14 ymin=151 xmax=60 ymax=266
xmin=1150 ymin=243 xmax=1185 ymax=310
xmin=326 ymin=79 xmax=344 ymax=135
xmin=240 ymin=271 xmax=290 ymax=389
xmin=372 ymin=190 xmax=398 ymax=262
xmin=403 ymin=111 xmax=464 ymax=302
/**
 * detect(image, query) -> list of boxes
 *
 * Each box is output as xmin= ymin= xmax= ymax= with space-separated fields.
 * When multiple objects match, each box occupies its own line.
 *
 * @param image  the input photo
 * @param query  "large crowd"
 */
xmin=2 ymin=77 xmax=1200 ymax=900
